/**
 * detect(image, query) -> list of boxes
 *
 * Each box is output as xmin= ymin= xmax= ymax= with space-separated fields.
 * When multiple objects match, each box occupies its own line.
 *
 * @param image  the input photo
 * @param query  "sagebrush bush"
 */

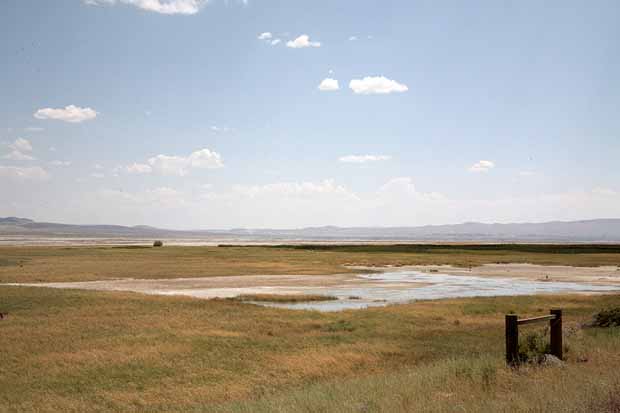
xmin=592 ymin=308 xmax=620 ymax=328
xmin=518 ymin=329 xmax=551 ymax=363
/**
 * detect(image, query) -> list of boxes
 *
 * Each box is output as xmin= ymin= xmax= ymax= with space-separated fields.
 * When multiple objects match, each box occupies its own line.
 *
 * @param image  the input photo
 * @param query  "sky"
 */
xmin=1 ymin=0 xmax=619 ymax=229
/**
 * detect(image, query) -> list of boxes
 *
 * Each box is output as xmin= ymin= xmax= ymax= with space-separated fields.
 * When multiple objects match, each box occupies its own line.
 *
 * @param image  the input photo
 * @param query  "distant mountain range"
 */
xmin=1 ymin=217 xmax=620 ymax=242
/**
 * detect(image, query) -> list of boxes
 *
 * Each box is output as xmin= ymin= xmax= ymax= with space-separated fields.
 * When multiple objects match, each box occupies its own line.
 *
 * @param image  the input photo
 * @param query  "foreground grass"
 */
xmin=216 ymin=331 xmax=620 ymax=413
xmin=0 ymin=285 xmax=618 ymax=412
xmin=230 ymin=294 xmax=337 ymax=303
xmin=1 ymin=244 xmax=620 ymax=283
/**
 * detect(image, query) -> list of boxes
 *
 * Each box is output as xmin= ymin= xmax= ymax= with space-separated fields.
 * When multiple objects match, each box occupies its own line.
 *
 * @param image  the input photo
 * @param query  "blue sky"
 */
xmin=1 ymin=0 xmax=619 ymax=229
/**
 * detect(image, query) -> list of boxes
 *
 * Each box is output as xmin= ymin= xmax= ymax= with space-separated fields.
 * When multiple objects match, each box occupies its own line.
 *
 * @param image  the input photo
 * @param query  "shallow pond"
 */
xmin=258 ymin=271 xmax=620 ymax=311
xmin=13 ymin=269 xmax=619 ymax=312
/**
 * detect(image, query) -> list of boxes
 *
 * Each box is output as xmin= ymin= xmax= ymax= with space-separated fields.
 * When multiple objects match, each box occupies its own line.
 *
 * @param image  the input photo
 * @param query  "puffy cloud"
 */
xmin=34 ymin=105 xmax=97 ymax=123
xmin=258 ymin=32 xmax=281 ymax=46
xmin=4 ymin=151 xmax=35 ymax=161
xmin=378 ymin=177 xmax=445 ymax=201
xmin=348 ymin=36 xmax=358 ymax=41
xmin=187 ymin=148 xmax=223 ymax=168
xmin=84 ymin=0 xmax=206 ymax=15
xmin=147 ymin=148 xmax=223 ymax=176
xmin=318 ymin=78 xmax=340 ymax=91
xmin=125 ymin=163 xmax=152 ymax=174
xmin=10 ymin=138 xmax=32 ymax=152
xmin=286 ymin=34 xmax=321 ymax=48
xmin=0 ymin=166 xmax=49 ymax=181
xmin=339 ymin=154 xmax=391 ymax=163
xmin=349 ymin=76 xmax=408 ymax=95
xmin=3 ymin=138 xmax=35 ymax=161
xmin=469 ymin=160 xmax=495 ymax=173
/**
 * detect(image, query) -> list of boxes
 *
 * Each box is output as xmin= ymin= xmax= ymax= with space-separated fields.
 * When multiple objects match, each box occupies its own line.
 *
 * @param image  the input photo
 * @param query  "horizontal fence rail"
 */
xmin=506 ymin=309 xmax=562 ymax=365
xmin=517 ymin=314 xmax=557 ymax=325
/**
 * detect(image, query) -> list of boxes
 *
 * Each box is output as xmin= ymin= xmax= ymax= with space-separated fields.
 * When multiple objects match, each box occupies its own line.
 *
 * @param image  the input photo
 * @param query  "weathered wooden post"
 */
xmin=550 ymin=309 xmax=563 ymax=360
xmin=506 ymin=314 xmax=519 ymax=365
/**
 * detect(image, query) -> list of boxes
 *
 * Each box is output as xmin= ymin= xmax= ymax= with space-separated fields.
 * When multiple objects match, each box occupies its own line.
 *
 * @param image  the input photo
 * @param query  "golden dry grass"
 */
xmin=1 ymin=244 xmax=620 ymax=283
xmin=1 ymin=283 xmax=619 ymax=412
xmin=1 ymin=245 xmax=620 ymax=412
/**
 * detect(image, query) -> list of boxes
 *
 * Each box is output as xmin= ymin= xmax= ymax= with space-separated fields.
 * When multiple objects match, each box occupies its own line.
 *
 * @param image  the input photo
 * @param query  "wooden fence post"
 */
xmin=506 ymin=314 xmax=519 ymax=365
xmin=550 ymin=309 xmax=563 ymax=360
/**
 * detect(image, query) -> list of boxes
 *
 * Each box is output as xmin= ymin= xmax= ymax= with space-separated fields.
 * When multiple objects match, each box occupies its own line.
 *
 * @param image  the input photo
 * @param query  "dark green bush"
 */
xmin=592 ymin=308 xmax=620 ymax=328
xmin=153 ymin=240 xmax=163 ymax=247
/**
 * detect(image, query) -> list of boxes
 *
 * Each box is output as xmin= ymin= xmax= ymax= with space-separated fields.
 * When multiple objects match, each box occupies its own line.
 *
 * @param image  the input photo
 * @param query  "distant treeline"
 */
xmin=218 ymin=244 xmax=620 ymax=254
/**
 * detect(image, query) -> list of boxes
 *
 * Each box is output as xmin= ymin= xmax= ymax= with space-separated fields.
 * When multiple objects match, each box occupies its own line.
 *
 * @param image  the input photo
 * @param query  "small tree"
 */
xmin=153 ymin=240 xmax=163 ymax=247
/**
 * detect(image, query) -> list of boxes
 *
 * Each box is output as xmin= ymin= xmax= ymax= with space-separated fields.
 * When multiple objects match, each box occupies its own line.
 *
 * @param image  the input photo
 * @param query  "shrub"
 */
xmin=592 ymin=308 xmax=620 ymax=328
xmin=518 ymin=329 xmax=551 ymax=363
xmin=153 ymin=240 xmax=163 ymax=247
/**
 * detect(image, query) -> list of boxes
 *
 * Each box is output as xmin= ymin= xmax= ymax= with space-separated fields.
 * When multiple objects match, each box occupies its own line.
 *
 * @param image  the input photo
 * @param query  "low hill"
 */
xmin=1 ymin=217 xmax=620 ymax=242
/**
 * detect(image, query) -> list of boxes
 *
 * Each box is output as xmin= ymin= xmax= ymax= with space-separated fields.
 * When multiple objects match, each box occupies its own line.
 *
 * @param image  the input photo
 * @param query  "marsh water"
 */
xmin=258 ymin=271 xmax=620 ymax=311
xmin=12 ymin=270 xmax=620 ymax=312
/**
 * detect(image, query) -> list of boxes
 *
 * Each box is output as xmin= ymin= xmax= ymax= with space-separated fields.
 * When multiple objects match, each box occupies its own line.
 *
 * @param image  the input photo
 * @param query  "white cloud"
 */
xmin=50 ymin=160 xmax=71 ymax=167
xmin=378 ymin=177 xmax=445 ymax=201
xmin=147 ymin=148 xmax=223 ymax=176
xmin=24 ymin=127 xmax=44 ymax=132
xmin=318 ymin=78 xmax=340 ymax=91
xmin=210 ymin=125 xmax=231 ymax=133
xmin=34 ymin=105 xmax=97 ymax=123
xmin=0 ymin=166 xmax=49 ymax=181
xmin=94 ymin=164 xmax=104 ymax=170
xmin=348 ymin=36 xmax=358 ymax=41
xmin=270 ymin=39 xmax=281 ymax=46
xmin=126 ymin=163 xmax=152 ymax=174
xmin=519 ymin=170 xmax=535 ymax=177
xmin=257 ymin=32 xmax=272 ymax=40
xmin=4 ymin=151 xmax=35 ymax=161
xmin=339 ymin=154 xmax=391 ymax=163
xmin=10 ymin=138 xmax=33 ymax=152
xmin=3 ymin=138 xmax=35 ymax=161
xmin=91 ymin=173 xmax=105 ymax=179
xmin=84 ymin=0 xmax=206 ymax=15
xmin=147 ymin=155 xmax=188 ymax=176
xmin=349 ymin=76 xmax=409 ymax=95
xmin=286 ymin=35 xmax=321 ymax=49
xmin=469 ymin=160 xmax=495 ymax=173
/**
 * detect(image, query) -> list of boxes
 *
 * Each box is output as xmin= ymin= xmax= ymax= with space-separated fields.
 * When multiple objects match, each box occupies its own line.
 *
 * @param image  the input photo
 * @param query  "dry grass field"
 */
xmin=1 ymin=245 xmax=619 ymax=412
xmin=1 ymin=244 xmax=620 ymax=283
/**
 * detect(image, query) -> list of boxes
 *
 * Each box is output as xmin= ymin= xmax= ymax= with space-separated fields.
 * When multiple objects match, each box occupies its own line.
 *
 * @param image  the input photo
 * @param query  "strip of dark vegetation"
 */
xmin=110 ymin=245 xmax=153 ymax=249
xmin=218 ymin=244 xmax=620 ymax=254
xmin=229 ymin=294 xmax=338 ymax=303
